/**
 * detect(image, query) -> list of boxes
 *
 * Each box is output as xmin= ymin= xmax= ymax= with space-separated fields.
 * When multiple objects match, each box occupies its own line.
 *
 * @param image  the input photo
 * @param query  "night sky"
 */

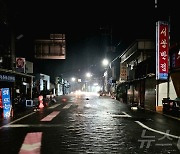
xmin=5 ymin=0 xmax=180 ymax=81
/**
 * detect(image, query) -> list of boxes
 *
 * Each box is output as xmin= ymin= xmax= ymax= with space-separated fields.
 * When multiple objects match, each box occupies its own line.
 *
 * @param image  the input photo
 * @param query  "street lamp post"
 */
xmin=71 ymin=77 xmax=76 ymax=92
xmin=102 ymin=58 xmax=109 ymax=68
xmin=102 ymin=58 xmax=109 ymax=94
xmin=85 ymin=72 xmax=92 ymax=92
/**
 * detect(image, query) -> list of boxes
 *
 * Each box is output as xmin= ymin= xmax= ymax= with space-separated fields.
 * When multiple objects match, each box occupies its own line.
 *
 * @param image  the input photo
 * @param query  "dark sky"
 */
xmin=5 ymin=0 xmax=180 ymax=81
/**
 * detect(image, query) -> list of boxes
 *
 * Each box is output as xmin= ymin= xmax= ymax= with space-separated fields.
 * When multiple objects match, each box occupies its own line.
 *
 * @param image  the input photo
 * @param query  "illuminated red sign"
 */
xmin=156 ymin=21 xmax=169 ymax=80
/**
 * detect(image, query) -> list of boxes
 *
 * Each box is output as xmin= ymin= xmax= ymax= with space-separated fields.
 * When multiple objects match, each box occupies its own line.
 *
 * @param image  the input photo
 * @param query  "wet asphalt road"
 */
xmin=0 ymin=92 xmax=180 ymax=154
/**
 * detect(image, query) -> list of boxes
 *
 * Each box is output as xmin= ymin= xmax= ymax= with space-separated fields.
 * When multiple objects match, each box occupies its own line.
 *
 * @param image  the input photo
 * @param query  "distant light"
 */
xmin=62 ymin=98 xmax=67 ymax=102
xmin=93 ymin=83 xmax=98 ymax=86
xmin=131 ymin=107 xmax=138 ymax=110
xmin=71 ymin=77 xmax=76 ymax=82
xmin=86 ymin=72 xmax=92 ymax=78
xmin=155 ymin=0 xmax=157 ymax=8
xmin=102 ymin=59 xmax=109 ymax=66
xmin=75 ymin=90 xmax=82 ymax=95
xmin=78 ymin=79 xmax=81 ymax=82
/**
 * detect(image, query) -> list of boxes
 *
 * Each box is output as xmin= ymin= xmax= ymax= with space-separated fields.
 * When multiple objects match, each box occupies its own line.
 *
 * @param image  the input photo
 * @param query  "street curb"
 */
xmin=145 ymin=108 xmax=180 ymax=121
xmin=157 ymin=111 xmax=180 ymax=121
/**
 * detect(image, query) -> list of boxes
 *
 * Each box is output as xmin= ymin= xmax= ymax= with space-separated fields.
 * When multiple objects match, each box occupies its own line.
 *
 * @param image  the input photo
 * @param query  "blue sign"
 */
xmin=2 ymin=88 xmax=11 ymax=118
xmin=159 ymin=73 xmax=168 ymax=80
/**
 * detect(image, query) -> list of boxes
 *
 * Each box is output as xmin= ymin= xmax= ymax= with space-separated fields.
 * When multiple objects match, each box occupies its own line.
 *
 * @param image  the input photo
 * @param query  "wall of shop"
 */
xmin=157 ymin=82 xmax=167 ymax=107
xmin=144 ymin=77 xmax=156 ymax=111
xmin=170 ymin=72 xmax=180 ymax=98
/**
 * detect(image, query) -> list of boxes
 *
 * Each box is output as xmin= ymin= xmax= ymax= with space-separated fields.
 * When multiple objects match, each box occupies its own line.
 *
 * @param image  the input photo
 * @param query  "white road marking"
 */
xmin=63 ymin=104 xmax=72 ymax=109
xmin=49 ymin=104 xmax=60 ymax=109
xmin=20 ymin=142 xmax=41 ymax=151
xmin=135 ymin=121 xmax=179 ymax=139
xmin=2 ymin=124 xmax=63 ymax=128
xmin=74 ymin=113 xmax=85 ymax=117
xmin=112 ymin=112 xmax=132 ymax=118
xmin=122 ymin=112 xmax=132 ymax=117
xmin=19 ymin=132 xmax=42 ymax=154
xmin=85 ymin=103 xmax=91 ymax=108
xmin=0 ymin=112 xmax=36 ymax=130
xmin=41 ymin=111 xmax=60 ymax=121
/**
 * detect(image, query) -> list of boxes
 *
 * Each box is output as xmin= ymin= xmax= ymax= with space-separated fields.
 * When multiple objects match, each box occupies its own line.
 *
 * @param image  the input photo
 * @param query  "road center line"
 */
xmin=41 ymin=111 xmax=60 ymax=121
xmin=2 ymin=124 xmax=62 ymax=128
xmin=112 ymin=111 xmax=132 ymax=118
xmin=135 ymin=121 xmax=179 ymax=139
xmin=122 ymin=112 xmax=132 ymax=117
xmin=49 ymin=104 xmax=60 ymax=109
xmin=63 ymin=104 xmax=72 ymax=109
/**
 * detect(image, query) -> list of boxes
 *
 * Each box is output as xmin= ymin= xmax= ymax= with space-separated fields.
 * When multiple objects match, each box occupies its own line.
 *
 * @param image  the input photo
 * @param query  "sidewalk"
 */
xmin=156 ymin=110 xmax=180 ymax=121
xmin=137 ymin=105 xmax=180 ymax=121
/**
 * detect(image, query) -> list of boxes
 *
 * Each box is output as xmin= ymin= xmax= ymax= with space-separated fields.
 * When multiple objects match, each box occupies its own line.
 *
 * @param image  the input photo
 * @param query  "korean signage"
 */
xmin=120 ymin=63 xmax=127 ymax=81
xmin=1 ymin=88 xmax=11 ymax=118
xmin=0 ymin=74 xmax=15 ymax=82
xmin=156 ymin=21 xmax=169 ymax=80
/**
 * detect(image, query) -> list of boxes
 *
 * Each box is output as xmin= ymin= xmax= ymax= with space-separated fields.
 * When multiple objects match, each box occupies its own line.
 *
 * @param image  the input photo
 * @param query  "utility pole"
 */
xmin=6 ymin=1 xmax=16 ymax=71
xmin=10 ymin=27 xmax=15 ymax=71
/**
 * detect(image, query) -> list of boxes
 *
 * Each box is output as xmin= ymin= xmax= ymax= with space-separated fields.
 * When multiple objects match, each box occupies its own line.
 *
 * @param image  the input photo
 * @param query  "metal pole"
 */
xmin=167 ymin=15 xmax=171 ymax=99
xmin=10 ymin=28 xmax=15 ymax=71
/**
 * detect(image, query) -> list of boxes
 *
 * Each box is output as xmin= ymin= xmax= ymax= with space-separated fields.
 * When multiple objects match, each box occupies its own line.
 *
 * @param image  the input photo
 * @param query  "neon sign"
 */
xmin=156 ymin=21 xmax=169 ymax=80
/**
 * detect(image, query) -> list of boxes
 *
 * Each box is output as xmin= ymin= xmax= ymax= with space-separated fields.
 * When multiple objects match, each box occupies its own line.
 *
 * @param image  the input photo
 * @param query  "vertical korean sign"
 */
xmin=156 ymin=21 xmax=169 ymax=80
xmin=2 ymin=88 xmax=11 ymax=118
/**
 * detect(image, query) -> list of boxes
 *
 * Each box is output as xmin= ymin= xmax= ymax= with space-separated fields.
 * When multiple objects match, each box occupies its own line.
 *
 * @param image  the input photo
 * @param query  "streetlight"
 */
xmin=70 ymin=77 xmax=76 ymax=92
xmin=102 ymin=58 xmax=110 ymax=94
xmin=71 ymin=77 xmax=76 ymax=82
xmin=86 ymin=72 xmax=92 ymax=78
xmin=85 ymin=72 xmax=92 ymax=92
xmin=102 ymin=58 xmax=109 ymax=67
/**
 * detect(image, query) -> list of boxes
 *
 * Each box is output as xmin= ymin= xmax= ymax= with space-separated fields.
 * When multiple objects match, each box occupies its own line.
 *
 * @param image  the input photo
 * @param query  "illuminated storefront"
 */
xmin=0 ymin=68 xmax=33 ymax=118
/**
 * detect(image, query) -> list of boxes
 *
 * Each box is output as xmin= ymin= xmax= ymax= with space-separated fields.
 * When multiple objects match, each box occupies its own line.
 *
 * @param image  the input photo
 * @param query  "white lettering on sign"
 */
xmin=160 ymin=39 xmax=167 ymax=48
xmin=2 ymin=89 xmax=9 ymax=95
xmin=160 ymin=63 xmax=167 ymax=72
xmin=160 ymin=27 xmax=167 ymax=36
xmin=160 ymin=51 xmax=168 ymax=60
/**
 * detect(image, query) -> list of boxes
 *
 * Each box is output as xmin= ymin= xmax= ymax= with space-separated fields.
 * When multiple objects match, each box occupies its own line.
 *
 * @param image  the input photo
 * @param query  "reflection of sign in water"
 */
xmin=2 ymin=88 xmax=11 ymax=118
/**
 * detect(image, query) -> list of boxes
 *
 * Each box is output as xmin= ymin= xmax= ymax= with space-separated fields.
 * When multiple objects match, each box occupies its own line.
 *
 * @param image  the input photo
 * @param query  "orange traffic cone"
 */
xmin=38 ymin=95 xmax=44 ymax=108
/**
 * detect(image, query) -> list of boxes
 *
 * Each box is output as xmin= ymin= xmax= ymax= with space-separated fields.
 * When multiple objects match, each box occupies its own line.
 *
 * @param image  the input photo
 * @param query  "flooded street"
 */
xmin=0 ymin=93 xmax=179 ymax=153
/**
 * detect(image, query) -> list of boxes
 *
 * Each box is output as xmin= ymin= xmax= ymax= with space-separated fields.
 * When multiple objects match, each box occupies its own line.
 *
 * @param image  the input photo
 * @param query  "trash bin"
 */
xmin=162 ymin=97 xmax=171 ymax=113
xmin=162 ymin=97 xmax=180 ymax=117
